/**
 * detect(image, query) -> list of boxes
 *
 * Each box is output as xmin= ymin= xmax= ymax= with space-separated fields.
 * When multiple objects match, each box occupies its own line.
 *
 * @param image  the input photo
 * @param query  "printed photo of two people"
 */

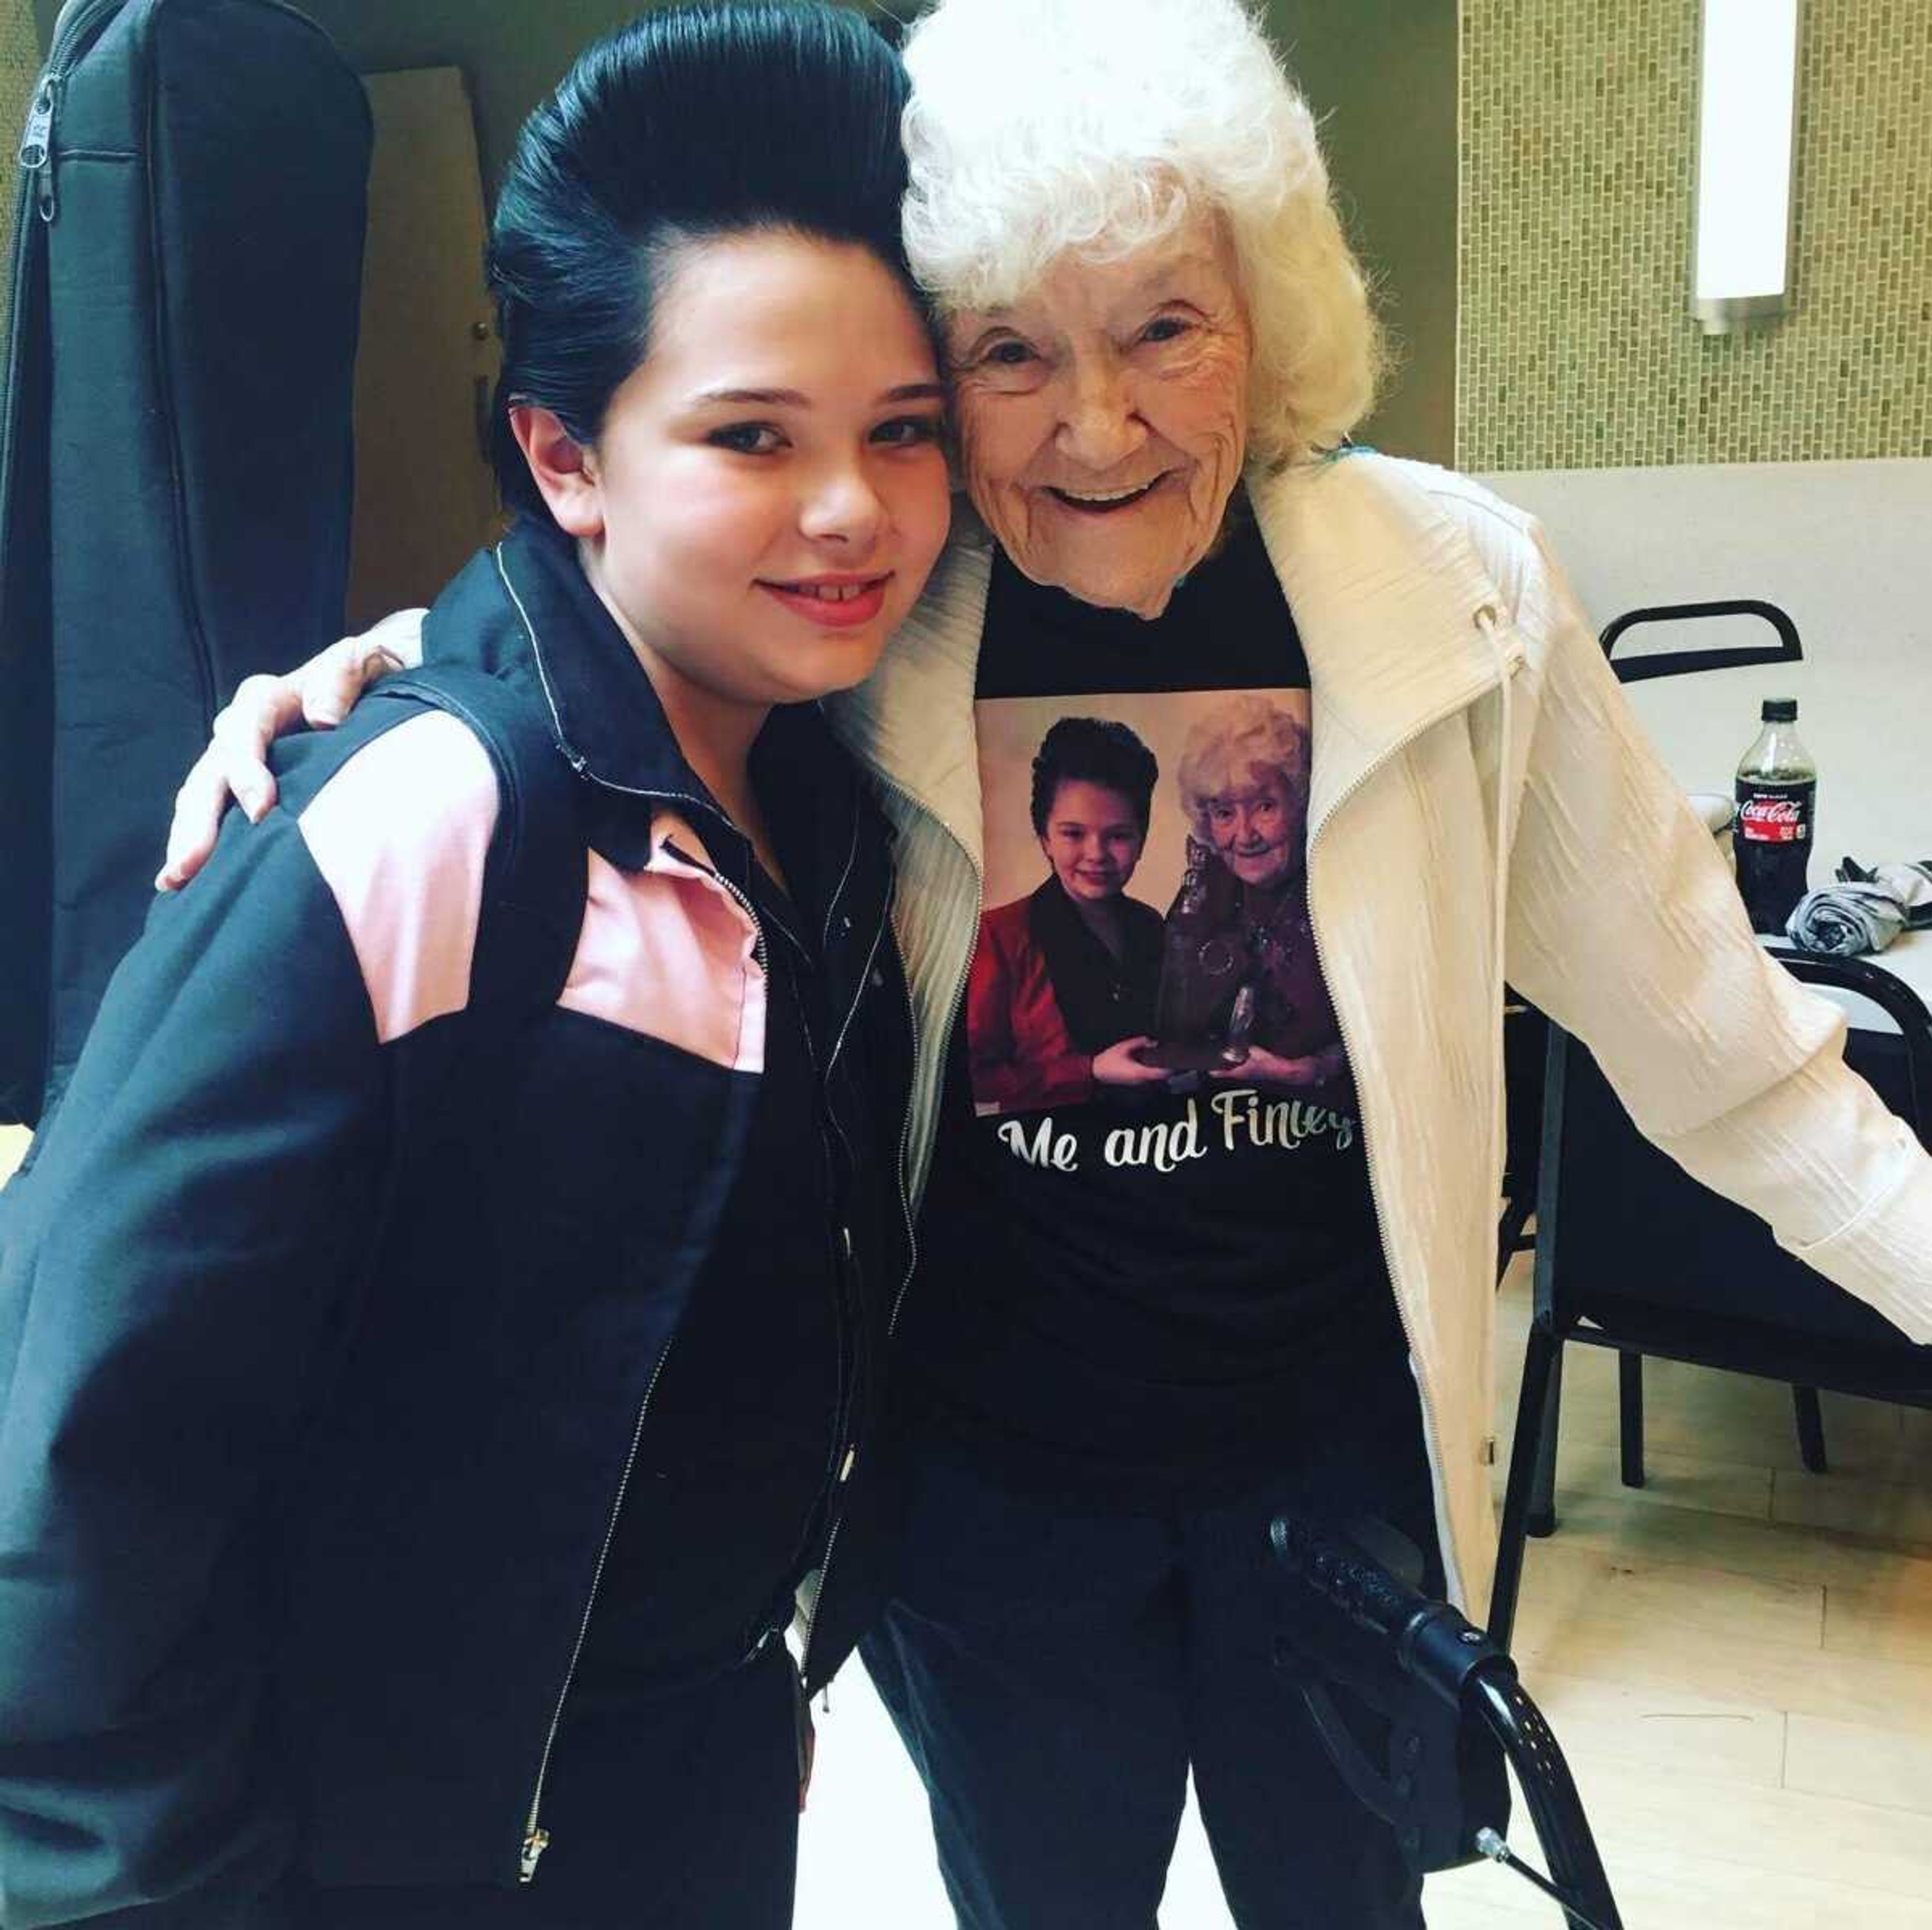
xmin=968 ymin=686 xmax=1356 ymax=1121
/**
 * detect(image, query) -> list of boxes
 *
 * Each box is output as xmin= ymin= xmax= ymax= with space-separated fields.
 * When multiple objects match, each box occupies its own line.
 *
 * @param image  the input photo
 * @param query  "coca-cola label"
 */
xmin=1737 ymin=790 xmax=1810 ymax=843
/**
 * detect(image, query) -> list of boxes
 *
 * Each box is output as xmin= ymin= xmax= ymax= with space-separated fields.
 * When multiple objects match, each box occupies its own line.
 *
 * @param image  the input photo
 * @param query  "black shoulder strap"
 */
xmin=369 ymin=666 xmax=585 ymax=1020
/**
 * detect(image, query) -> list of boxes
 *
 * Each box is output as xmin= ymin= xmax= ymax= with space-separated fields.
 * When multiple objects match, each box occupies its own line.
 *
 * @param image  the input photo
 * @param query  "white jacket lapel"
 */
xmin=824 ymin=519 xmax=994 ymax=871
xmin=1248 ymin=456 xmax=1522 ymax=841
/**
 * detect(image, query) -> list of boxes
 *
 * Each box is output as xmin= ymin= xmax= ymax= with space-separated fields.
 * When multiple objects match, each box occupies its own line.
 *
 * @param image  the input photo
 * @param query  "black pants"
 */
xmin=271 ymin=1642 xmax=798 ymax=1930
xmin=858 ymin=1399 xmax=1437 ymax=1930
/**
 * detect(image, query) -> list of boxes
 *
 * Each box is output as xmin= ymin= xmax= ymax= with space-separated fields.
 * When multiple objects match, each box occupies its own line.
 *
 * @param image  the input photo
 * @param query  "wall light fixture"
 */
xmin=1692 ymin=0 xmax=1803 ymax=334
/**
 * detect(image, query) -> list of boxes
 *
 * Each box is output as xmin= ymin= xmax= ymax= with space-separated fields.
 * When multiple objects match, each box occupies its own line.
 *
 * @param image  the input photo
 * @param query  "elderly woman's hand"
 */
xmin=155 ymin=633 xmax=410 ymax=892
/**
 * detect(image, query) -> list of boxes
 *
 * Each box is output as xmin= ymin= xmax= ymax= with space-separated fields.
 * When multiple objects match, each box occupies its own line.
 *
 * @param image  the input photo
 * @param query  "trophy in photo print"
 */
xmin=1143 ymin=835 xmax=1261 ymax=1071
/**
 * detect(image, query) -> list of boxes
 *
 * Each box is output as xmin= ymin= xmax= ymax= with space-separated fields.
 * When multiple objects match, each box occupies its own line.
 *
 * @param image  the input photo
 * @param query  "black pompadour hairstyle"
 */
xmin=486 ymin=2 xmax=921 ymax=524
xmin=1029 ymin=717 xmax=1161 ymax=837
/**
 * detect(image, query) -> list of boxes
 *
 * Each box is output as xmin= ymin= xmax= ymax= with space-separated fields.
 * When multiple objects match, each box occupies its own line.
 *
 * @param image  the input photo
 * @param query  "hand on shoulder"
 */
xmin=157 ymin=616 xmax=425 ymax=892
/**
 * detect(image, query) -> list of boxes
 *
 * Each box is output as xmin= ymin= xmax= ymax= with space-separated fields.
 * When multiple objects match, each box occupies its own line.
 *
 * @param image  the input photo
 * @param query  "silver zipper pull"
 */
xmin=838 ymin=1444 xmax=856 ymax=1482
xmin=520 ymin=1828 xmax=551 ymax=1883
xmin=18 ymin=77 xmax=59 ymax=223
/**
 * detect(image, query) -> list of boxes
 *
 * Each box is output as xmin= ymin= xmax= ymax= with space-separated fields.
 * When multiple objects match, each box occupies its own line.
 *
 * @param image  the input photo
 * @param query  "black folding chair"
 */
xmin=1490 ymin=950 xmax=1932 ymax=1654
xmin=1598 ymin=598 xmax=1803 ymax=682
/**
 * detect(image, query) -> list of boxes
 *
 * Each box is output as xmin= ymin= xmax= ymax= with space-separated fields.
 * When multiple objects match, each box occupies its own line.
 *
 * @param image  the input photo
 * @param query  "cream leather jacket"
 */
xmin=821 ymin=452 xmax=1932 ymax=1617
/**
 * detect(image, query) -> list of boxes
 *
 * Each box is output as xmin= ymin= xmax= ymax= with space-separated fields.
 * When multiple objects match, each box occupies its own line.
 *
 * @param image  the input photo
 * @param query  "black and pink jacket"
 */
xmin=0 ymin=523 xmax=915 ymax=1925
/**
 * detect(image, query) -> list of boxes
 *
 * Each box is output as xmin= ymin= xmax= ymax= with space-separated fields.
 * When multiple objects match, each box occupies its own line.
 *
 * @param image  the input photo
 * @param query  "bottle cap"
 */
xmin=1761 ymin=699 xmax=1797 ymax=722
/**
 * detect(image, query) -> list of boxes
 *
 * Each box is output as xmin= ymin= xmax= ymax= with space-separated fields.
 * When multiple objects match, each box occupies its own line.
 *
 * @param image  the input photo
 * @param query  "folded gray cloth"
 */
xmin=1785 ymin=856 xmax=1932 ymax=956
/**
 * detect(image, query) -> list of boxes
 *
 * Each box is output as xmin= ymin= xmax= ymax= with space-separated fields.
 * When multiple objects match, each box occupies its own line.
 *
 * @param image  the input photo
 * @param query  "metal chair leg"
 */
xmin=1792 ymin=1385 xmax=1829 ymax=1474
xmin=1619 ymin=1351 xmax=1646 ymax=1489
xmin=1491 ymin=1323 xmax=1561 ymax=1650
xmin=1528 ymin=1345 xmax=1562 ymax=1540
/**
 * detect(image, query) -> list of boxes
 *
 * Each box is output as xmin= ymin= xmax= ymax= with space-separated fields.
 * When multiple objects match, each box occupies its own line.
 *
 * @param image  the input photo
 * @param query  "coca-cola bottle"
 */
xmin=1734 ymin=698 xmax=1817 ymax=934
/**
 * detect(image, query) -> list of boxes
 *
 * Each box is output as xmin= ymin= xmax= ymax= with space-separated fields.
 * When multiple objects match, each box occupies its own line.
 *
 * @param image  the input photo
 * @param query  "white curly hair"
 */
xmin=898 ymin=0 xmax=1383 ymax=466
xmin=1175 ymin=694 xmax=1311 ymax=844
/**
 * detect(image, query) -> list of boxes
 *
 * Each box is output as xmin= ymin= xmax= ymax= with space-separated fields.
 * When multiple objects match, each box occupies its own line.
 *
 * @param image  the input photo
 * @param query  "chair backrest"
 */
xmin=1598 ymin=599 xmax=1802 ymax=686
xmin=1765 ymin=947 xmax=1932 ymax=1147
xmin=1530 ymin=952 xmax=1932 ymax=1393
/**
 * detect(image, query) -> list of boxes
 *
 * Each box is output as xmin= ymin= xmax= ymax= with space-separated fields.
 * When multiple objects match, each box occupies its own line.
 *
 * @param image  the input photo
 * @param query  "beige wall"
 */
xmin=286 ymin=0 xmax=888 ymax=196
xmin=1267 ymin=0 xmax=1459 ymax=464
xmin=280 ymin=1 xmax=664 ymax=192
xmin=4 ymin=0 xmax=41 ymax=344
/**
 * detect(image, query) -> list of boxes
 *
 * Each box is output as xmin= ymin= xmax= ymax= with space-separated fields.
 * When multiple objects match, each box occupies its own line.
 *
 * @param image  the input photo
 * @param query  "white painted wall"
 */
xmin=1477 ymin=460 xmax=1932 ymax=868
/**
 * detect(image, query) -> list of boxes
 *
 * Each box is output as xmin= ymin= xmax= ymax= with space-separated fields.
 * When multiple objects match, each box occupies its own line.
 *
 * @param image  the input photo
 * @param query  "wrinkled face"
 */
xmin=948 ymin=210 xmax=1252 ymax=620
xmin=1203 ymin=766 xmax=1302 ymax=888
xmin=1040 ymin=778 xmax=1147 ymax=902
xmin=568 ymin=233 xmax=951 ymax=711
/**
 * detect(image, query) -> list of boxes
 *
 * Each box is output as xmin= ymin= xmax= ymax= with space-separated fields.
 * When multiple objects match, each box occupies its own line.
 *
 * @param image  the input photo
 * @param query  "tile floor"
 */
xmin=795 ymin=1257 xmax=1932 ymax=1928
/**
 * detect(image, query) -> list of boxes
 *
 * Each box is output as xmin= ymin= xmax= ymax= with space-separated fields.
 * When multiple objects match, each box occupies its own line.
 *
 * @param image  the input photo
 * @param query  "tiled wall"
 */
xmin=2 ymin=0 xmax=39 ymax=344
xmin=1460 ymin=1 xmax=1932 ymax=471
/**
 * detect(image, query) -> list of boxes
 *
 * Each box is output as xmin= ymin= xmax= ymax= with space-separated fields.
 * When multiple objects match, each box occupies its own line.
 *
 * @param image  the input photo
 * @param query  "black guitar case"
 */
xmin=0 ymin=0 xmax=370 ymax=1126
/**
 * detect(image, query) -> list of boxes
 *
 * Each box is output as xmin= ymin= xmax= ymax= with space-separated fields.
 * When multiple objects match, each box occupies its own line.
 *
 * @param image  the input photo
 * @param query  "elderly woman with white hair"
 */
xmin=162 ymin=0 xmax=1932 ymax=1922
xmin=1155 ymin=693 xmax=1353 ymax=1089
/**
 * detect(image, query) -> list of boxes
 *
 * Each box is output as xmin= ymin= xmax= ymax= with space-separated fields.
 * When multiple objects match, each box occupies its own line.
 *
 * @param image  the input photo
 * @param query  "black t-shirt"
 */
xmin=907 ymin=501 xmax=1408 ymax=1494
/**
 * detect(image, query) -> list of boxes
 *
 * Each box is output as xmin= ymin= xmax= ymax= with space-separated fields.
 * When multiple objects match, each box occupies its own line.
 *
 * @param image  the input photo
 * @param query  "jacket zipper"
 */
xmin=797 ymin=805 xmax=959 ymax=1675
xmin=860 ymin=773 xmax=983 ymax=1340
xmin=0 ymin=0 xmax=102 ymax=578
xmin=513 ymin=822 xmax=763 ymax=1878
xmin=819 ymin=786 xmax=888 ymax=1176
xmin=519 ymin=1326 xmax=683 ymax=1881
xmin=797 ymin=884 xmax=901 ymax=1688
xmin=660 ymin=836 xmax=770 ymax=976
xmin=0 ymin=100 xmax=48 ymax=596
xmin=782 ymin=941 xmax=859 ymax=1523
xmin=16 ymin=75 xmax=59 ymax=223
xmin=1302 ymin=664 xmax=1511 ymax=1611
xmin=820 ymin=804 xmax=861 ymax=953
xmin=519 ymin=825 xmax=763 ymax=1879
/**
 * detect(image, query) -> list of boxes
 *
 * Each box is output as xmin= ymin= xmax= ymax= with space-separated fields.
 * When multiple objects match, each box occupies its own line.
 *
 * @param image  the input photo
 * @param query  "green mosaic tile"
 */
xmin=1458 ymin=0 xmax=1932 ymax=469
xmin=2 ymin=0 xmax=40 ymax=347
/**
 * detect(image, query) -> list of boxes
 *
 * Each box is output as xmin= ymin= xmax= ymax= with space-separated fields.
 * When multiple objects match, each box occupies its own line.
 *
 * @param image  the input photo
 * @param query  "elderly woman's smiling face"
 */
xmin=947 ymin=210 xmax=1252 ymax=620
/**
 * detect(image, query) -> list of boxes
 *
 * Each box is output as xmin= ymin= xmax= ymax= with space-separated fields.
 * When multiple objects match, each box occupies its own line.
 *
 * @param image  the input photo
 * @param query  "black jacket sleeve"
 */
xmin=0 ymin=771 xmax=395 ymax=1927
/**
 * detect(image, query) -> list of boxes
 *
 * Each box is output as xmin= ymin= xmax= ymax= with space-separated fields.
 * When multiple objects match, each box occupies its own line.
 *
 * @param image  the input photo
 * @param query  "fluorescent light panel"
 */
xmin=1693 ymin=0 xmax=1801 ymax=331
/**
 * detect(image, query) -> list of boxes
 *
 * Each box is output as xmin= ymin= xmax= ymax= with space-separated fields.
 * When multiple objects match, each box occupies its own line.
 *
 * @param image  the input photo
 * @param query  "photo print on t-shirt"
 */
xmin=968 ymin=686 xmax=1359 ymax=1177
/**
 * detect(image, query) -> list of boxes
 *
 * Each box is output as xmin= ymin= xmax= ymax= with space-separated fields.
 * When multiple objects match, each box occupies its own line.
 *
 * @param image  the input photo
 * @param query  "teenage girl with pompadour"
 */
xmin=0 ymin=8 xmax=950 ymax=1925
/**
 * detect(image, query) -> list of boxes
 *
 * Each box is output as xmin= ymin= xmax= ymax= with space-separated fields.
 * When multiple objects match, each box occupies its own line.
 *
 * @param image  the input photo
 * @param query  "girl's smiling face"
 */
xmin=516 ymin=230 xmax=952 ymax=713
xmin=1040 ymin=778 xmax=1148 ymax=901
